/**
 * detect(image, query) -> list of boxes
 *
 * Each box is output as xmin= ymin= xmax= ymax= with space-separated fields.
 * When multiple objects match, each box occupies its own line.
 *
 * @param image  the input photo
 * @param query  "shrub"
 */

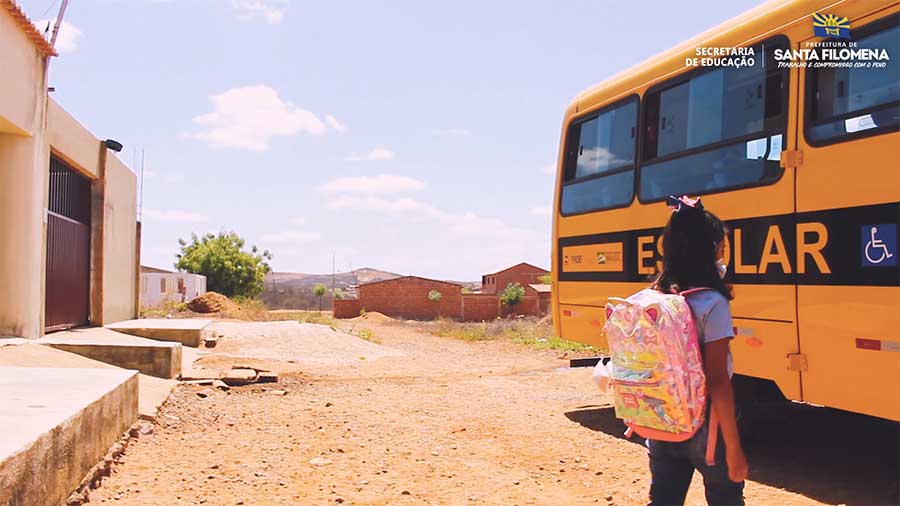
xmin=175 ymin=231 xmax=271 ymax=298
xmin=428 ymin=289 xmax=443 ymax=302
xmin=500 ymin=282 xmax=526 ymax=307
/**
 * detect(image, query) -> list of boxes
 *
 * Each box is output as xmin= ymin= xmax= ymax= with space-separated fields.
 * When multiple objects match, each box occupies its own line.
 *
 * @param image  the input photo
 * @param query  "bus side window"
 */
xmin=638 ymin=36 xmax=789 ymax=202
xmin=806 ymin=16 xmax=900 ymax=144
xmin=560 ymin=97 xmax=638 ymax=215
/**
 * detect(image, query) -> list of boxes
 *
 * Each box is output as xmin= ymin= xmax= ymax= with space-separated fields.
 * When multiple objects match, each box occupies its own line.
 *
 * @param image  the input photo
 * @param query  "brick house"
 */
xmin=481 ymin=262 xmax=549 ymax=295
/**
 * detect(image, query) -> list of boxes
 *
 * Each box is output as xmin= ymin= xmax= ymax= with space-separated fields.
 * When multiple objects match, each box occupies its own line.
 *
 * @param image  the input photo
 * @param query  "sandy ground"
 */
xmin=90 ymin=320 xmax=899 ymax=506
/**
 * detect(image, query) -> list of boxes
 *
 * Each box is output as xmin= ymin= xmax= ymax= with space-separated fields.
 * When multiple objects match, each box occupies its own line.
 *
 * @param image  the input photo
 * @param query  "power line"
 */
xmin=38 ymin=0 xmax=61 ymax=23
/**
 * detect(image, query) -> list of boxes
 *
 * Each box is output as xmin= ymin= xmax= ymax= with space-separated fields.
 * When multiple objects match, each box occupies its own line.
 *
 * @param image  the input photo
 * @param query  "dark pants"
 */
xmin=646 ymin=420 xmax=744 ymax=506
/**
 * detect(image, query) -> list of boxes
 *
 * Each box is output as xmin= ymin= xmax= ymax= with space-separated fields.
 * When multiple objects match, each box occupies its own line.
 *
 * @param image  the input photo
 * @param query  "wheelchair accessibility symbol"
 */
xmin=861 ymin=224 xmax=897 ymax=267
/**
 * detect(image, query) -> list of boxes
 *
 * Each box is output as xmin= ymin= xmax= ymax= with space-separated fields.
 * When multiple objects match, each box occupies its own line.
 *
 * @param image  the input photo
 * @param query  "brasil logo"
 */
xmin=813 ymin=13 xmax=851 ymax=39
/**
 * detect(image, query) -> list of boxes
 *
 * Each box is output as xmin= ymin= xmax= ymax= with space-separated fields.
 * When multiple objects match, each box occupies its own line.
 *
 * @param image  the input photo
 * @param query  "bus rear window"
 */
xmin=639 ymin=37 xmax=788 ymax=202
xmin=560 ymin=98 xmax=637 ymax=214
xmin=807 ymin=18 xmax=900 ymax=144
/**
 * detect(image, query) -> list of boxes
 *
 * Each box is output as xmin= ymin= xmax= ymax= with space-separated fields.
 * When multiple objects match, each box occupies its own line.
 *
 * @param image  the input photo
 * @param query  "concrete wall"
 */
xmin=141 ymin=273 xmax=207 ymax=308
xmin=101 ymin=154 xmax=138 ymax=324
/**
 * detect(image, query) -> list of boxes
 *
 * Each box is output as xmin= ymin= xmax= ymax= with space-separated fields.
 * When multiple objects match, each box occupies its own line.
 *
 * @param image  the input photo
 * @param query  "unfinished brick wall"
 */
xmin=461 ymin=293 xmax=499 ymax=321
xmin=354 ymin=277 xmax=462 ymax=320
xmin=500 ymin=295 xmax=541 ymax=318
xmin=332 ymin=299 xmax=362 ymax=319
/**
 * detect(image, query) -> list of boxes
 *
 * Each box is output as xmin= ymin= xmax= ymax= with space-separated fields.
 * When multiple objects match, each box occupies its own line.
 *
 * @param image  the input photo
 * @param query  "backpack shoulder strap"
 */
xmin=678 ymin=287 xmax=712 ymax=297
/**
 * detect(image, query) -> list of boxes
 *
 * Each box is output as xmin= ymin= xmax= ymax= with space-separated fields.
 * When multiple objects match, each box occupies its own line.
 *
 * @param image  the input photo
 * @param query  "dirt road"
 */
xmin=90 ymin=320 xmax=899 ymax=506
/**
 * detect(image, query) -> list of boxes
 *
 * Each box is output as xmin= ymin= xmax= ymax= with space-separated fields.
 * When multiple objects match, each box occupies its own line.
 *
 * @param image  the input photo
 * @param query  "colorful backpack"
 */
xmin=602 ymin=287 xmax=716 ymax=456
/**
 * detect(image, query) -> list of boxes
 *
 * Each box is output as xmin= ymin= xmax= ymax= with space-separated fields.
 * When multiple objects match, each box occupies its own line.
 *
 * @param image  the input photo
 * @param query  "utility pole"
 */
xmin=49 ymin=0 xmax=71 ymax=52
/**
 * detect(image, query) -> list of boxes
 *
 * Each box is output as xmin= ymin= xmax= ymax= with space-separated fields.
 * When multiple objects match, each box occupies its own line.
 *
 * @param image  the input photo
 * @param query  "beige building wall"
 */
xmin=0 ymin=3 xmax=138 ymax=338
xmin=47 ymin=100 xmax=102 ymax=178
xmin=0 ymin=6 xmax=44 ymax=135
xmin=0 ymin=135 xmax=50 ymax=338
xmin=101 ymin=154 xmax=138 ymax=323
xmin=0 ymin=5 xmax=49 ymax=338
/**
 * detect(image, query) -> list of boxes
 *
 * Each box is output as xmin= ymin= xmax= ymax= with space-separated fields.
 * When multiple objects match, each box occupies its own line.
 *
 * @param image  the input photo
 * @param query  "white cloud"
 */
xmin=261 ymin=230 xmax=321 ymax=243
xmin=318 ymin=174 xmax=425 ymax=195
xmin=328 ymin=196 xmax=538 ymax=241
xmin=36 ymin=19 xmax=82 ymax=53
xmin=530 ymin=206 xmax=551 ymax=217
xmin=231 ymin=0 xmax=288 ymax=24
xmin=576 ymin=147 xmax=625 ymax=176
xmin=345 ymin=147 xmax=396 ymax=162
xmin=142 ymin=208 xmax=209 ymax=223
xmin=325 ymin=115 xmax=347 ymax=133
xmin=432 ymin=128 xmax=471 ymax=137
xmin=192 ymin=85 xmax=329 ymax=151
xmin=289 ymin=216 xmax=307 ymax=225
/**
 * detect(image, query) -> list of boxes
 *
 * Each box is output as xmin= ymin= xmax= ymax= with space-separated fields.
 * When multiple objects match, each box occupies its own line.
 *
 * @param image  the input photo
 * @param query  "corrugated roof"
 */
xmin=2 ymin=0 xmax=58 ymax=57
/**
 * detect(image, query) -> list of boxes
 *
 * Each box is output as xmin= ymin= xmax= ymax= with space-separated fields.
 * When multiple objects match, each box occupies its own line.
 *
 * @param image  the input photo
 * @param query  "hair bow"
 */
xmin=667 ymin=195 xmax=704 ymax=213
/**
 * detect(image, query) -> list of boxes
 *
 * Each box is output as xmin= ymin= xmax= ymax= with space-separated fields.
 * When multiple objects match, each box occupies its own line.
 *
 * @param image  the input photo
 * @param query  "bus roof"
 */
xmin=569 ymin=0 xmax=849 ymax=114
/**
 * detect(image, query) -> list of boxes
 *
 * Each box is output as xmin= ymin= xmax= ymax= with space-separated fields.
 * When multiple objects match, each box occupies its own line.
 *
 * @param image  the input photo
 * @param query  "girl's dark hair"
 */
xmin=652 ymin=204 xmax=733 ymax=300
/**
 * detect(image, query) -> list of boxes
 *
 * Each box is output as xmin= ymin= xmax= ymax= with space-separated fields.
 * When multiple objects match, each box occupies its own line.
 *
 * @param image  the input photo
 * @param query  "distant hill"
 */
xmin=264 ymin=267 xmax=402 ymax=292
xmin=261 ymin=268 xmax=479 ymax=310
xmin=261 ymin=268 xmax=402 ymax=310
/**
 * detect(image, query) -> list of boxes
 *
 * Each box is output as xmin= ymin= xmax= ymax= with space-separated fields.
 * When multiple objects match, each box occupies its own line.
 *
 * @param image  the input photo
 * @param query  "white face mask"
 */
xmin=717 ymin=259 xmax=727 ymax=279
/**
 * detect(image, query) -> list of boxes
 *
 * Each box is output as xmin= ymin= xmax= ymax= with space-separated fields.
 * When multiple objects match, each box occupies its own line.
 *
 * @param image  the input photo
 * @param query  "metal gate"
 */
xmin=45 ymin=156 xmax=92 ymax=331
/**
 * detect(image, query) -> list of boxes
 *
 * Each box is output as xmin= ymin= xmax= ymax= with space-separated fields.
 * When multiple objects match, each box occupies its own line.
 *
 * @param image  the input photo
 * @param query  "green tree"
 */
xmin=332 ymin=288 xmax=346 ymax=300
xmin=537 ymin=274 xmax=552 ymax=285
xmin=313 ymin=284 xmax=328 ymax=311
xmin=175 ymin=231 xmax=272 ymax=298
xmin=500 ymin=282 xmax=526 ymax=308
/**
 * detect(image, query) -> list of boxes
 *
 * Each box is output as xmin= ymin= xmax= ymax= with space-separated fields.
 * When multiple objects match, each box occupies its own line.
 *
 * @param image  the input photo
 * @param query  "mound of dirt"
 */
xmin=351 ymin=311 xmax=394 ymax=324
xmin=187 ymin=292 xmax=240 ymax=314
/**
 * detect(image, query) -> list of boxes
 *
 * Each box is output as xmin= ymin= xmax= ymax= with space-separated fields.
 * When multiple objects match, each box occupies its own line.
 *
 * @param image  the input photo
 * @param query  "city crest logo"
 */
xmin=813 ymin=13 xmax=851 ymax=39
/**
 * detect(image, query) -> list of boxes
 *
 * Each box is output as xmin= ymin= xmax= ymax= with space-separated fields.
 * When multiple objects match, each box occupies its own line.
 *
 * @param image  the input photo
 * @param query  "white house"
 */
xmin=140 ymin=267 xmax=206 ymax=308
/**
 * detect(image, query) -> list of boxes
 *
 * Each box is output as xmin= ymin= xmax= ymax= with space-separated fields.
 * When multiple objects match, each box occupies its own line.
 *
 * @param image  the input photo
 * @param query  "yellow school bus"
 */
xmin=551 ymin=0 xmax=899 ymax=421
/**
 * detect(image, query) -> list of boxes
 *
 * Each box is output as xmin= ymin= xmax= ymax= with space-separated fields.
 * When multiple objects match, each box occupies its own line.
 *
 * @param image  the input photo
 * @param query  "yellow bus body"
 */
xmin=552 ymin=0 xmax=900 ymax=421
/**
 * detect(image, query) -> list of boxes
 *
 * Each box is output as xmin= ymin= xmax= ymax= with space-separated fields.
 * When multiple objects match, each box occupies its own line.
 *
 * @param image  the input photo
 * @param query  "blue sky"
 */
xmin=21 ymin=0 xmax=762 ymax=280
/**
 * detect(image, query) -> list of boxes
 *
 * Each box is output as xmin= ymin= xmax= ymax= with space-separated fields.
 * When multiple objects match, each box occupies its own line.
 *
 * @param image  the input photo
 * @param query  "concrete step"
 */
xmin=0 ymin=366 xmax=138 ymax=506
xmin=0 ymin=342 xmax=177 ymax=425
xmin=39 ymin=327 xmax=182 ymax=379
xmin=106 ymin=318 xmax=214 ymax=347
